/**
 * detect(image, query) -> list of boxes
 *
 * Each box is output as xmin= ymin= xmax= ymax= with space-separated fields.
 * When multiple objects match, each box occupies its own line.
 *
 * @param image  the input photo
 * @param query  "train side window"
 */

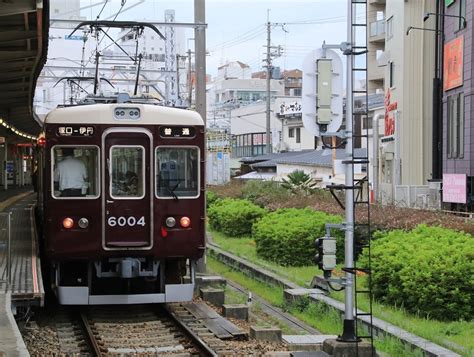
xmin=110 ymin=146 xmax=145 ymax=199
xmin=52 ymin=146 xmax=99 ymax=199
xmin=156 ymin=147 xmax=199 ymax=199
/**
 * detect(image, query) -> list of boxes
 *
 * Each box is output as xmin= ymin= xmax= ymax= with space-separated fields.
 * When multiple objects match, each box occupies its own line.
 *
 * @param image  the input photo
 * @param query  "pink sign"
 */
xmin=443 ymin=174 xmax=467 ymax=204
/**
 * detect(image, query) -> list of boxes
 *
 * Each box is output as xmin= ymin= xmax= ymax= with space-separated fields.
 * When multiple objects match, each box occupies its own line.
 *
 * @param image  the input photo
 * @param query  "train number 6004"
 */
xmin=108 ymin=216 xmax=146 ymax=227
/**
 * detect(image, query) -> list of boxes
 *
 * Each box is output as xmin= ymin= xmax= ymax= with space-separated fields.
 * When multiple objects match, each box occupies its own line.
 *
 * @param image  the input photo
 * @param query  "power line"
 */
xmin=208 ymin=28 xmax=266 ymax=51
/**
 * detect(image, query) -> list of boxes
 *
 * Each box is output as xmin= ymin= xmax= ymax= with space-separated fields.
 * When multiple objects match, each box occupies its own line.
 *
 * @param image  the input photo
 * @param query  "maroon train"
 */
xmin=37 ymin=100 xmax=205 ymax=304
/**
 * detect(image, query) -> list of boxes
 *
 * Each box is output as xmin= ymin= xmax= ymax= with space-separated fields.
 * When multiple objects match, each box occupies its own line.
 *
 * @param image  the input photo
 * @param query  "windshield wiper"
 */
xmin=166 ymin=181 xmax=181 ymax=201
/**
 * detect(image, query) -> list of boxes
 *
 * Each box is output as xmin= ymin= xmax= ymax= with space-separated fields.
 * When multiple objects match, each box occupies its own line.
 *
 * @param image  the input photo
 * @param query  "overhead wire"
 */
xmin=208 ymin=25 xmax=266 ymax=51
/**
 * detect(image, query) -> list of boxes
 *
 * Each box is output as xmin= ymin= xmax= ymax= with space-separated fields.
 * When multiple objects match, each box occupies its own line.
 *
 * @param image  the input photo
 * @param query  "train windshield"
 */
xmin=156 ymin=147 xmax=199 ymax=198
xmin=110 ymin=146 xmax=145 ymax=199
xmin=52 ymin=146 xmax=99 ymax=199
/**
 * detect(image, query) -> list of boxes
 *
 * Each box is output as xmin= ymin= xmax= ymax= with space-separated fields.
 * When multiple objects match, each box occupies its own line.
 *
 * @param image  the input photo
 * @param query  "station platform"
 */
xmin=0 ymin=192 xmax=44 ymax=306
xmin=0 ymin=191 xmax=42 ymax=356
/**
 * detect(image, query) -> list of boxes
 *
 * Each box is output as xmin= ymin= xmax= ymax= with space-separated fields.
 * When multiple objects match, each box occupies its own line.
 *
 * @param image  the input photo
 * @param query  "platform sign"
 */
xmin=6 ymin=161 xmax=13 ymax=173
xmin=443 ymin=173 xmax=467 ymax=204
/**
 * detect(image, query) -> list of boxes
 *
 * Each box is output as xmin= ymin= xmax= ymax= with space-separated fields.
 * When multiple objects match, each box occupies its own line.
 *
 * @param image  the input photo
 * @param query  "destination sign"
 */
xmin=159 ymin=126 xmax=195 ymax=138
xmin=57 ymin=126 xmax=94 ymax=137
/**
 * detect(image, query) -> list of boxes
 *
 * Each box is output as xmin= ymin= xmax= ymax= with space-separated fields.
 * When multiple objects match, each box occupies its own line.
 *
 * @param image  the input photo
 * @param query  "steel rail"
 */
xmin=80 ymin=312 xmax=103 ymax=357
xmin=164 ymin=305 xmax=218 ymax=357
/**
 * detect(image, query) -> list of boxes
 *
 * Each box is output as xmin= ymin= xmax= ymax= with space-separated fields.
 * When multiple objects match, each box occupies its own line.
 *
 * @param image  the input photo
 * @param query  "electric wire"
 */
xmin=95 ymin=0 xmax=108 ymax=21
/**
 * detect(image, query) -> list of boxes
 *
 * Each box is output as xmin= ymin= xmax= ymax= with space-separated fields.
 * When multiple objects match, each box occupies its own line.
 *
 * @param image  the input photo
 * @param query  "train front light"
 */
xmin=78 ymin=218 xmax=89 ymax=229
xmin=180 ymin=216 xmax=191 ymax=228
xmin=165 ymin=217 xmax=176 ymax=228
xmin=62 ymin=217 xmax=74 ymax=229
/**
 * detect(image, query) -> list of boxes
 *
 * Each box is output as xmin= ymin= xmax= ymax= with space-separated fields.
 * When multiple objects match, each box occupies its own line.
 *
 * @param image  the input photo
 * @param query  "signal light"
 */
xmin=37 ymin=137 xmax=46 ymax=147
xmin=180 ymin=216 xmax=191 ymax=228
xmin=62 ymin=217 xmax=74 ymax=229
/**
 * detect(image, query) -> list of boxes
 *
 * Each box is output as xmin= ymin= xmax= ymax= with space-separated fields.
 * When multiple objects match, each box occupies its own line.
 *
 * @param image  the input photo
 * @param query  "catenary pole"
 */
xmin=340 ymin=0 xmax=356 ymax=341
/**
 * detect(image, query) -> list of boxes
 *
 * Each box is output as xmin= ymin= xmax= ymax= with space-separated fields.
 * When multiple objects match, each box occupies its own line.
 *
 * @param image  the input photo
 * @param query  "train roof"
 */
xmin=44 ymin=103 xmax=204 ymax=126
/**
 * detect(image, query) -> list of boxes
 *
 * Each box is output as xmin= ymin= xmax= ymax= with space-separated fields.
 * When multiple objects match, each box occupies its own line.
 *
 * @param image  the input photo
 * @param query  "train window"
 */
xmin=110 ymin=146 xmax=145 ymax=199
xmin=52 ymin=146 xmax=100 ymax=199
xmin=156 ymin=147 xmax=199 ymax=199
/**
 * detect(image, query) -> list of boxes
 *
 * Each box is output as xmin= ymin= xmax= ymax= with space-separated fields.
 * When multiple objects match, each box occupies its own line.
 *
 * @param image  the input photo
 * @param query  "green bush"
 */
xmin=242 ymin=180 xmax=290 ymax=207
xmin=207 ymin=198 xmax=267 ymax=237
xmin=360 ymin=225 xmax=474 ymax=321
xmin=206 ymin=190 xmax=220 ymax=208
xmin=253 ymin=208 xmax=344 ymax=266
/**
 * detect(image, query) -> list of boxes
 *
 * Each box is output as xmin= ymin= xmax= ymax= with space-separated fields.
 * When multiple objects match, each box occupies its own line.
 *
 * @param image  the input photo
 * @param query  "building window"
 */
xmin=454 ymin=0 xmax=467 ymax=31
xmin=447 ymin=93 xmax=464 ymax=159
xmin=289 ymin=128 xmax=294 ymax=138
xmin=389 ymin=61 xmax=394 ymax=88
xmin=386 ymin=16 xmax=393 ymax=40
xmin=296 ymin=128 xmax=301 ymax=143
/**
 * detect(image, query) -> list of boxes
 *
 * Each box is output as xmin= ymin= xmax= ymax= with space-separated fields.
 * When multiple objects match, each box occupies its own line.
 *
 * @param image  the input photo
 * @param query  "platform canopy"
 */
xmin=0 ymin=0 xmax=49 ymax=142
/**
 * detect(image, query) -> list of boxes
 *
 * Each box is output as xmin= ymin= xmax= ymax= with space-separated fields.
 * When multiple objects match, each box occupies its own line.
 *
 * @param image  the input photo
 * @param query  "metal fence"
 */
xmin=0 ymin=212 xmax=12 ymax=285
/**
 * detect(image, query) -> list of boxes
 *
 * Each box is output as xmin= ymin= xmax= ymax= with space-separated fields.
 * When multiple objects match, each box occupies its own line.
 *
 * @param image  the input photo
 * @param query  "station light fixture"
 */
xmin=0 ymin=117 xmax=38 ymax=141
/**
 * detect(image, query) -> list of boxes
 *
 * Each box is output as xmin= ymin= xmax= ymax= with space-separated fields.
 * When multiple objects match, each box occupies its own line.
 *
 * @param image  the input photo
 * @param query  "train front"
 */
xmin=40 ymin=103 xmax=205 ymax=305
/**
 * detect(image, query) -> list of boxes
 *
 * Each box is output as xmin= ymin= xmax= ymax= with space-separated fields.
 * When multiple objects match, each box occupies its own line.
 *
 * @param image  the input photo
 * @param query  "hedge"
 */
xmin=252 ymin=208 xmax=344 ymax=266
xmin=360 ymin=225 xmax=474 ymax=321
xmin=206 ymin=190 xmax=220 ymax=208
xmin=242 ymin=180 xmax=290 ymax=207
xmin=207 ymin=198 xmax=267 ymax=237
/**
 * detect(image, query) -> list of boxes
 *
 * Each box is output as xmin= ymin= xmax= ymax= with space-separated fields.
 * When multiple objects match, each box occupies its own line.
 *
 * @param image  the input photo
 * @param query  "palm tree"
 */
xmin=281 ymin=170 xmax=318 ymax=195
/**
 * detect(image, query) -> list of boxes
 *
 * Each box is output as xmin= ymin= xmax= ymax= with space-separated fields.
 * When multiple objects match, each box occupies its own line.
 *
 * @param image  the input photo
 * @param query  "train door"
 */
xmin=102 ymin=128 xmax=153 ymax=250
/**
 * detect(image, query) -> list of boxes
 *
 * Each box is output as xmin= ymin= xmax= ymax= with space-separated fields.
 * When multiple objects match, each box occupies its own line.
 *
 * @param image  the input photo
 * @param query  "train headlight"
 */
xmin=165 ymin=217 xmax=176 ymax=228
xmin=78 ymin=218 xmax=89 ymax=229
xmin=180 ymin=216 xmax=191 ymax=228
xmin=62 ymin=217 xmax=74 ymax=229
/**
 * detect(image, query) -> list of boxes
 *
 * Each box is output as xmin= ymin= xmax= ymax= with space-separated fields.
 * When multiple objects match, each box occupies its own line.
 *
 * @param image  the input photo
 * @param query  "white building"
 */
xmin=369 ymin=0 xmax=438 ymax=206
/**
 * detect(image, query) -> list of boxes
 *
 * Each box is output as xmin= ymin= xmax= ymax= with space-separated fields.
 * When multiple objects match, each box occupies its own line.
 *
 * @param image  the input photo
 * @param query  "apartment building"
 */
xmin=369 ymin=0 xmax=437 ymax=206
xmin=442 ymin=0 xmax=472 ymax=210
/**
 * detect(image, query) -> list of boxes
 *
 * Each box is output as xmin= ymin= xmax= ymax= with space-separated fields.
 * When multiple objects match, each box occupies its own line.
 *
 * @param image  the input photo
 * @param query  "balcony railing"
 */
xmin=370 ymin=19 xmax=385 ymax=38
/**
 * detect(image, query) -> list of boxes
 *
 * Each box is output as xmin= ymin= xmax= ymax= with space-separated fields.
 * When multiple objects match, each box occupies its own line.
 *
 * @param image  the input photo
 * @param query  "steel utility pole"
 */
xmin=194 ymin=0 xmax=206 ymax=124
xmin=341 ymin=0 xmax=355 ymax=341
xmin=194 ymin=0 xmax=206 ymax=274
xmin=187 ymin=49 xmax=193 ymax=106
xmin=265 ymin=16 xmax=272 ymax=154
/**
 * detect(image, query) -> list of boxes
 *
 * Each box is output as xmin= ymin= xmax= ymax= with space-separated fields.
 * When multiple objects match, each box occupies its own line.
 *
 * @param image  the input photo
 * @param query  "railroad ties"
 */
xmin=166 ymin=301 xmax=246 ymax=355
xmin=78 ymin=302 xmax=246 ymax=356
xmin=81 ymin=305 xmax=188 ymax=355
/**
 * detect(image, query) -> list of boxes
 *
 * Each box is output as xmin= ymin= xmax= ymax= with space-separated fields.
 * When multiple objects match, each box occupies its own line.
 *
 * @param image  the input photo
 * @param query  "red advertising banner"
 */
xmin=444 ymin=36 xmax=464 ymax=91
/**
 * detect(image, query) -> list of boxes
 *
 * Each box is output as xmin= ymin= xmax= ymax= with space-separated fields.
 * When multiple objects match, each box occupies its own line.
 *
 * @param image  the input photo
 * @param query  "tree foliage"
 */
xmin=281 ymin=170 xmax=318 ymax=195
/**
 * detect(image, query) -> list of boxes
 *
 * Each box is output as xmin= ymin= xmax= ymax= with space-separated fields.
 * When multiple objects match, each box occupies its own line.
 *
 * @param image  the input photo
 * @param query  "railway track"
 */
xmin=22 ymin=303 xmax=228 ymax=356
xmin=80 ymin=305 xmax=195 ymax=356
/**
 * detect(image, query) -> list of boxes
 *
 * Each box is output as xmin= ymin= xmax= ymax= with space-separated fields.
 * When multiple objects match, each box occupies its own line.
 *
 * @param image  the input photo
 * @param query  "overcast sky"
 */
xmin=79 ymin=0 xmax=348 ymax=77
